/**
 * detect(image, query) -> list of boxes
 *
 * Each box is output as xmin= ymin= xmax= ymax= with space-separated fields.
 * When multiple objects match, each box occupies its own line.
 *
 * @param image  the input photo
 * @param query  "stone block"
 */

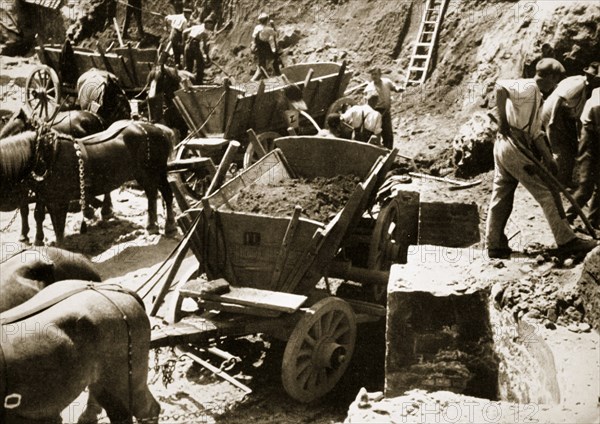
xmin=577 ymin=247 xmax=600 ymax=330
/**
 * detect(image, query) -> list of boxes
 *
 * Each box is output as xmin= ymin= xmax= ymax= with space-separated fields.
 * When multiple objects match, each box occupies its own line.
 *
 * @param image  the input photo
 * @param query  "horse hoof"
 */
xmin=165 ymin=225 xmax=179 ymax=237
xmin=147 ymin=225 xmax=160 ymax=235
xmin=101 ymin=210 xmax=115 ymax=221
xmin=18 ymin=235 xmax=30 ymax=244
xmin=34 ymin=239 xmax=45 ymax=247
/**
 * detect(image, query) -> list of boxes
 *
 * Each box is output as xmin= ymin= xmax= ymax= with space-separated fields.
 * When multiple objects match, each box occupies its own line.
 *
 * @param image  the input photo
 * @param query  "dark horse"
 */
xmin=0 ymin=109 xmax=108 ymax=244
xmin=0 ymin=281 xmax=160 ymax=423
xmin=146 ymin=64 xmax=190 ymax=138
xmin=0 ymin=246 xmax=101 ymax=313
xmin=0 ymin=120 xmax=177 ymax=245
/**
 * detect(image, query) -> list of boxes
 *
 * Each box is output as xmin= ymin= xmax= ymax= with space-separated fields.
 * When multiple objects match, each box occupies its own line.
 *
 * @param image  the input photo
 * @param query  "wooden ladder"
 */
xmin=404 ymin=0 xmax=448 ymax=87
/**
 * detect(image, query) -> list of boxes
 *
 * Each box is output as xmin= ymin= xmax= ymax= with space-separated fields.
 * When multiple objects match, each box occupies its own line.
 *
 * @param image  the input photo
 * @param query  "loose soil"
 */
xmin=234 ymin=175 xmax=360 ymax=222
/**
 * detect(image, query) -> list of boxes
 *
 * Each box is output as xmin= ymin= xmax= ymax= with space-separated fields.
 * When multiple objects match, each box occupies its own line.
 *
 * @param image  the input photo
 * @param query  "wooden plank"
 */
xmin=96 ymin=44 xmax=114 ymax=75
xmin=202 ymin=286 xmax=307 ymax=313
xmin=199 ymin=300 xmax=282 ymax=317
xmin=271 ymin=205 xmax=302 ymax=288
xmin=126 ymin=44 xmax=140 ymax=87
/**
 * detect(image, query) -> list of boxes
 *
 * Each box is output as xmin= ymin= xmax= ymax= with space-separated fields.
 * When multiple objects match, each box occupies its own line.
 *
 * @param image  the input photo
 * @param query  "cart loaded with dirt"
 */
xmin=169 ymin=62 xmax=354 ymax=200
xmin=146 ymin=134 xmax=430 ymax=402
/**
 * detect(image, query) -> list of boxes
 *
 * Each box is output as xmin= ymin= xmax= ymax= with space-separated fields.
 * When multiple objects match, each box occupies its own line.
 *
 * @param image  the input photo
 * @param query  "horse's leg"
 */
xmin=46 ymin=202 xmax=69 ymax=246
xmin=141 ymin=179 xmax=160 ymax=235
xmin=101 ymin=192 xmax=114 ymax=220
xmin=33 ymin=201 xmax=46 ymax=246
xmin=19 ymin=202 xmax=30 ymax=243
xmin=88 ymin=385 xmax=133 ymax=424
xmin=158 ymin=174 xmax=177 ymax=236
xmin=76 ymin=390 xmax=105 ymax=424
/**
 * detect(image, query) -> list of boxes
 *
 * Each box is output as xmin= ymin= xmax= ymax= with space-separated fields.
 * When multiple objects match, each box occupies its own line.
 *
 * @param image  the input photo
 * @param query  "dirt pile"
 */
xmin=234 ymin=174 xmax=360 ymax=222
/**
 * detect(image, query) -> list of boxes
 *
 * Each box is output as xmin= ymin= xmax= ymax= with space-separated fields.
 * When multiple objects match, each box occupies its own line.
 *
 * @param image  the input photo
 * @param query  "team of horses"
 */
xmin=0 ymin=66 xmax=194 ymax=422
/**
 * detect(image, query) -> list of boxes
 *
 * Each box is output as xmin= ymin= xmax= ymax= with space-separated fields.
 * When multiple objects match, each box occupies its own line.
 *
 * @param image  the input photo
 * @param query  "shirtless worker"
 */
xmin=165 ymin=6 xmax=191 ymax=68
xmin=251 ymin=12 xmax=281 ymax=81
xmin=365 ymin=67 xmax=403 ymax=149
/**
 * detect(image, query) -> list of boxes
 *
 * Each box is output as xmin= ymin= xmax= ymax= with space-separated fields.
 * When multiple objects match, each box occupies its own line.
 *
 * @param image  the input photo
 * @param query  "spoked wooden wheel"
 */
xmin=25 ymin=65 xmax=61 ymax=122
xmin=368 ymin=196 xmax=406 ymax=303
xmin=282 ymin=297 xmax=356 ymax=403
xmin=174 ymin=145 xmax=212 ymax=200
xmin=243 ymin=131 xmax=281 ymax=169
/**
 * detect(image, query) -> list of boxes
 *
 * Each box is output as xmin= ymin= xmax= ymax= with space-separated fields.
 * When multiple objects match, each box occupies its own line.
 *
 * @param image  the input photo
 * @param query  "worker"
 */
xmin=250 ymin=12 xmax=281 ymax=81
xmin=542 ymin=62 xmax=600 ymax=186
xmin=365 ymin=67 xmax=403 ymax=149
xmin=341 ymin=92 xmax=383 ymax=144
xmin=121 ymin=0 xmax=144 ymax=39
xmin=485 ymin=58 xmax=598 ymax=259
xmin=165 ymin=7 xmax=191 ymax=68
xmin=183 ymin=16 xmax=214 ymax=84
xmin=566 ymin=87 xmax=600 ymax=228
xmin=318 ymin=113 xmax=352 ymax=139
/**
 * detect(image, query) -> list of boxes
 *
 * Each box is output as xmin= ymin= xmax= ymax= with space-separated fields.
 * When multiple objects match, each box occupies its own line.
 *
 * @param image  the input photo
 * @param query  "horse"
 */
xmin=77 ymin=68 xmax=131 ymax=126
xmin=0 ymin=108 xmax=111 ymax=244
xmin=146 ymin=64 xmax=190 ymax=138
xmin=0 ymin=281 xmax=160 ymax=423
xmin=0 ymin=120 xmax=177 ymax=246
xmin=0 ymin=246 xmax=101 ymax=313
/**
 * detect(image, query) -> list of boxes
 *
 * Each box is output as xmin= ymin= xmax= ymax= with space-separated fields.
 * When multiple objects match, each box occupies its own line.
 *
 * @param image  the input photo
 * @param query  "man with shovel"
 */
xmin=486 ymin=58 xmax=598 ymax=259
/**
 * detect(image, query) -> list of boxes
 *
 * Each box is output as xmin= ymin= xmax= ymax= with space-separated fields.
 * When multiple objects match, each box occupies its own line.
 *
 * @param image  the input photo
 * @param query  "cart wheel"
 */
xmin=25 ymin=65 xmax=61 ymax=122
xmin=243 ymin=131 xmax=281 ymax=169
xmin=367 ymin=196 xmax=407 ymax=303
xmin=282 ymin=297 xmax=356 ymax=403
xmin=174 ymin=145 xmax=212 ymax=200
xmin=325 ymin=96 xmax=358 ymax=125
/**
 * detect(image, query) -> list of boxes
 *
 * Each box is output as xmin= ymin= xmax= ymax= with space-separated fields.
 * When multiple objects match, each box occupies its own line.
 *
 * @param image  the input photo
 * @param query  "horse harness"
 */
xmin=0 ymin=281 xmax=140 ymax=419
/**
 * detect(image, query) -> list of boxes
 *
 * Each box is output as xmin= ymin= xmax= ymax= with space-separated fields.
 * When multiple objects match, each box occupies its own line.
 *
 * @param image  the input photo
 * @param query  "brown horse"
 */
xmin=0 ymin=109 xmax=108 ymax=244
xmin=77 ymin=68 xmax=131 ymax=126
xmin=0 ymin=281 xmax=160 ymax=423
xmin=0 ymin=246 xmax=101 ymax=313
xmin=0 ymin=120 xmax=177 ymax=245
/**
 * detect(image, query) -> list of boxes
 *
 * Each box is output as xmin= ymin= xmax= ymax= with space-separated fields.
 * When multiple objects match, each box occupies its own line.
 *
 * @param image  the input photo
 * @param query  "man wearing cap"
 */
xmin=122 ymin=0 xmax=144 ymax=39
xmin=566 ymin=85 xmax=600 ymax=228
xmin=542 ymin=62 xmax=600 ymax=186
xmin=486 ymin=58 xmax=598 ymax=259
xmin=183 ymin=17 xmax=214 ymax=84
xmin=365 ymin=67 xmax=403 ymax=149
xmin=165 ymin=6 xmax=191 ymax=68
xmin=251 ymin=12 xmax=281 ymax=81
xmin=341 ymin=93 xmax=383 ymax=144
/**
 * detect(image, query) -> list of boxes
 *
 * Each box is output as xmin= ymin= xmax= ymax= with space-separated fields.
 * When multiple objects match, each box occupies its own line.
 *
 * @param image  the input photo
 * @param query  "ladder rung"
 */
xmin=422 ymin=30 xmax=435 ymax=34
xmin=424 ymin=20 xmax=437 ymax=24
xmin=412 ymin=55 xmax=429 ymax=59
xmin=416 ymin=42 xmax=433 ymax=47
xmin=407 ymin=79 xmax=424 ymax=84
xmin=409 ymin=67 xmax=427 ymax=71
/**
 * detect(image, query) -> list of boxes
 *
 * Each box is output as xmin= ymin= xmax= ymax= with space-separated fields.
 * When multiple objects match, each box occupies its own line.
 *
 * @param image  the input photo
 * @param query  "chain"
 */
xmin=0 ymin=209 xmax=18 ymax=232
xmin=72 ymin=141 xmax=87 ymax=216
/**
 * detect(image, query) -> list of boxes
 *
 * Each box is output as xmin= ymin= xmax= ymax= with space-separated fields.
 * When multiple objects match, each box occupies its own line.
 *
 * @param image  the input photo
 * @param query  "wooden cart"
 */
xmin=26 ymin=41 xmax=157 ymax=120
xmin=170 ymin=62 xmax=353 ymax=200
xmin=150 ymin=136 xmax=419 ymax=402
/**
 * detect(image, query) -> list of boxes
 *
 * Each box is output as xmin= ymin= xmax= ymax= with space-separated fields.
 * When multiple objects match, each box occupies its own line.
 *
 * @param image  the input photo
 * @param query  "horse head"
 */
xmin=147 ymin=64 xmax=182 ymax=120
xmin=0 ymin=108 xmax=29 ymax=138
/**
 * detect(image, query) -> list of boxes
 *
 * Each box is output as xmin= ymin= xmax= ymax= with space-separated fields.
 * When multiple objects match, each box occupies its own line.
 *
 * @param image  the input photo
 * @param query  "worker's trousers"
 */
xmin=566 ymin=126 xmax=600 ymax=226
xmin=376 ymin=108 xmax=393 ymax=149
xmin=485 ymin=134 xmax=575 ymax=250
xmin=184 ymin=39 xmax=206 ymax=84
xmin=546 ymin=109 xmax=578 ymax=187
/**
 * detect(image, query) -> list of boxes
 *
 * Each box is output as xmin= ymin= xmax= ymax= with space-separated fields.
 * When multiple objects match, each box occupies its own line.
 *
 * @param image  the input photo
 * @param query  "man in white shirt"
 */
xmin=542 ymin=62 xmax=600 ymax=186
xmin=251 ymin=12 xmax=280 ymax=81
xmin=486 ymin=58 xmax=597 ymax=259
xmin=341 ymin=93 xmax=383 ymax=144
xmin=183 ymin=16 xmax=214 ymax=84
xmin=365 ymin=67 xmax=403 ymax=149
xmin=165 ymin=7 xmax=191 ymax=68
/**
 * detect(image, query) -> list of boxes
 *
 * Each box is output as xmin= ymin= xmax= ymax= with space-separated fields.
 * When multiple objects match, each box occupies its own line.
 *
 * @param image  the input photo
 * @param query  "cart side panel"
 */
xmin=275 ymin=136 xmax=388 ymax=179
xmin=305 ymin=72 xmax=352 ymax=119
xmin=281 ymin=63 xmax=344 ymax=82
xmin=174 ymin=86 xmax=230 ymax=135
xmin=206 ymin=149 xmax=291 ymax=209
xmin=113 ymin=47 xmax=157 ymax=63
xmin=215 ymin=212 xmax=322 ymax=291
